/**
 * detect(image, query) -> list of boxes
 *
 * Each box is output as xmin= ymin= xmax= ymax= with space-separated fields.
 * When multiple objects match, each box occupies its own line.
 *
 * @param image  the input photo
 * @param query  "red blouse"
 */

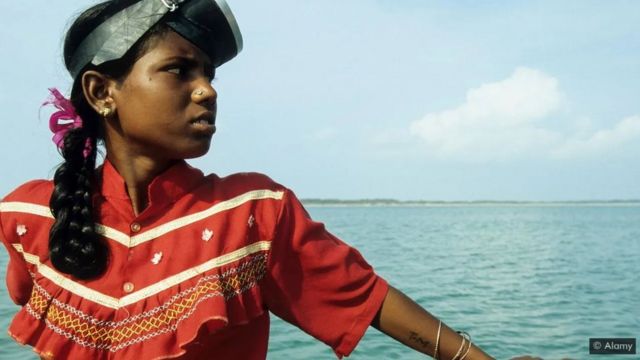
xmin=0 ymin=160 xmax=389 ymax=359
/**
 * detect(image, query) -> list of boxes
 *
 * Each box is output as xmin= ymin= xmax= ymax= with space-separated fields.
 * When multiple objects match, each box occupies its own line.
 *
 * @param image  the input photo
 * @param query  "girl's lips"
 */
xmin=189 ymin=112 xmax=216 ymax=135
xmin=189 ymin=111 xmax=216 ymax=137
xmin=191 ymin=111 xmax=215 ymax=125
xmin=189 ymin=121 xmax=216 ymax=136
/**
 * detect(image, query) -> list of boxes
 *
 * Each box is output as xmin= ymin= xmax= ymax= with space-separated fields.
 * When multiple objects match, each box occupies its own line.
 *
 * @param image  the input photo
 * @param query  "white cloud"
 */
xmin=462 ymin=67 xmax=563 ymax=124
xmin=551 ymin=115 xmax=640 ymax=158
xmin=408 ymin=67 xmax=640 ymax=161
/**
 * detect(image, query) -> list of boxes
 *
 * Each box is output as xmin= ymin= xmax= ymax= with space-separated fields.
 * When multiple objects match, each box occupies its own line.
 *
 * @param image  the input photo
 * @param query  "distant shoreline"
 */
xmin=301 ymin=199 xmax=640 ymax=207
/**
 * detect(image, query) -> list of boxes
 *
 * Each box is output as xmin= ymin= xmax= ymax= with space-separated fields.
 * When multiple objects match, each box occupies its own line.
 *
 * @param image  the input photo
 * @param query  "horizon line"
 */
xmin=301 ymin=198 xmax=640 ymax=204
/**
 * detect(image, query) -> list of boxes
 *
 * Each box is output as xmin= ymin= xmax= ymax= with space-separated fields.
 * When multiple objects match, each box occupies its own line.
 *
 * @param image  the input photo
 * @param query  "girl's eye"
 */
xmin=167 ymin=66 xmax=186 ymax=75
xmin=167 ymin=64 xmax=215 ymax=82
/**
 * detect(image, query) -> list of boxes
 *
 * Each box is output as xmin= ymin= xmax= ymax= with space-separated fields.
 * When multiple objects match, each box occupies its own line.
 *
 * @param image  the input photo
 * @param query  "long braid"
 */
xmin=49 ymin=109 xmax=105 ymax=279
xmin=48 ymin=0 xmax=170 ymax=279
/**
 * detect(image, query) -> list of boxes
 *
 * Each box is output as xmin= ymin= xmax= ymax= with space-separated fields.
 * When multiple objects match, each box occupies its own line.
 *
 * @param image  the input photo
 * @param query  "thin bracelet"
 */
xmin=433 ymin=320 xmax=442 ymax=360
xmin=458 ymin=332 xmax=472 ymax=360
xmin=451 ymin=331 xmax=467 ymax=360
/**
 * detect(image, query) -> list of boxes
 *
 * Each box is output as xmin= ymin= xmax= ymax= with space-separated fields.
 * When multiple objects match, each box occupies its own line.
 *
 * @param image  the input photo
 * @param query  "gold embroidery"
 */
xmin=25 ymin=254 xmax=267 ymax=352
xmin=40 ymin=351 xmax=55 ymax=360
xmin=13 ymin=241 xmax=271 ymax=309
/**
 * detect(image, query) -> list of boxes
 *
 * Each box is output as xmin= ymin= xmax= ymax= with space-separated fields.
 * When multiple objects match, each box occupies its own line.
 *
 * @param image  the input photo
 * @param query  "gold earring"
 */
xmin=100 ymin=108 xmax=112 ymax=117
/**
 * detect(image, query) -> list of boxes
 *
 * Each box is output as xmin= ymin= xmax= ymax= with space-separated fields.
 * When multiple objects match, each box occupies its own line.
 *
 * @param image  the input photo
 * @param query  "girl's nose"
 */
xmin=192 ymin=82 xmax=217 ymax=107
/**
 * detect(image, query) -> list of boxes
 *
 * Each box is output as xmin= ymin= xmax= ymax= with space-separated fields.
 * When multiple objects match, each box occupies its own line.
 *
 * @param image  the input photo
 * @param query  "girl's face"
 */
xmin=107 ymin=30 xmax=218 ymax=161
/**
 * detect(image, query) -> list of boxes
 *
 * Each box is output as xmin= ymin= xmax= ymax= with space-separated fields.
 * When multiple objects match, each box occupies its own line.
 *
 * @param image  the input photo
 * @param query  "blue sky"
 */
xmin=1 ymin=0 xmax=638 ymax=200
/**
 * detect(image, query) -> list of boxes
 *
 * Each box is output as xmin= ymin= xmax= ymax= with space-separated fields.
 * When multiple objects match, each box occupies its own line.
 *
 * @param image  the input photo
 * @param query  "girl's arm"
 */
xmin=371 ymin=285 xmax=494 ymax=360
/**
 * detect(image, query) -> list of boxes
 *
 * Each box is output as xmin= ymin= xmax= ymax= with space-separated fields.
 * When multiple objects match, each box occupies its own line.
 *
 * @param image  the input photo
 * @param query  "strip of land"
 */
xmin=301 ymin=199 xmax=640 ymax=207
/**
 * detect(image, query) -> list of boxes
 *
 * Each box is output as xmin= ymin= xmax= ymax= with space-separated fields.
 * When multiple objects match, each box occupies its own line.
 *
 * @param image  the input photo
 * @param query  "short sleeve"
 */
xmin=0 ymin=205 xmax=33 ymax=306
xmin=262 ymin=189 xmax=389 ymax=358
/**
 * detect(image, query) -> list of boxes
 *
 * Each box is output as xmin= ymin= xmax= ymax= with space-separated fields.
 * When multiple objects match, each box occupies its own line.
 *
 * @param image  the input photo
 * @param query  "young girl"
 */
xmin=0 ymin=0 xmax=494 ymax=359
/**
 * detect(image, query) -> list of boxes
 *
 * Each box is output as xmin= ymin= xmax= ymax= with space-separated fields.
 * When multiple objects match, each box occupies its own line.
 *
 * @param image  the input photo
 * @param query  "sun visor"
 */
xmin=68 ymin=0 xmax=243 ymax=78
xmin=165 ymin=0 xmax=243 ymax=67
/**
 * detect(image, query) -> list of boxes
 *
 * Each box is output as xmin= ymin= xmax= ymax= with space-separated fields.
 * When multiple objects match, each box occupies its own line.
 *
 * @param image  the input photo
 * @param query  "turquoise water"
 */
xmin=1 ymin=206 xmax=638 ymax=359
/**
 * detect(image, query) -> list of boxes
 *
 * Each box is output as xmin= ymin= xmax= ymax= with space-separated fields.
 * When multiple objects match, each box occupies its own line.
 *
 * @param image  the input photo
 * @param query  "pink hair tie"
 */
xmin=42 ymin=88 xmax=93 ymax=158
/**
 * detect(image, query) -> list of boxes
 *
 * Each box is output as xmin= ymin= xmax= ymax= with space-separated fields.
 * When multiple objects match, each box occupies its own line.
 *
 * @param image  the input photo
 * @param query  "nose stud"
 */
xmin=194 ymin=89 xmax=205 ymax=96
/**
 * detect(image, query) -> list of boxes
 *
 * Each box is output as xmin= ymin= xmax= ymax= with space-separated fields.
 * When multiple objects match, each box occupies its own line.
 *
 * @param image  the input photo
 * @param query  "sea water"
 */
xmin=1 ymin=205 xmax=638 ymax=359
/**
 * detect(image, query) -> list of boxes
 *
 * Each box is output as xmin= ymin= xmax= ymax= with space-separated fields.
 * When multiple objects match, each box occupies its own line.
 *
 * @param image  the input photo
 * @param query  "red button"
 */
xmin=130 ymin=223 xmax=141 ymax=233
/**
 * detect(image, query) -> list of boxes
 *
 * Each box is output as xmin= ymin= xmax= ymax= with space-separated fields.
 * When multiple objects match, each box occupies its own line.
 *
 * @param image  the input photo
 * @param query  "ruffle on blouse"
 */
xmin=8 ymin=252 xmax=268 ymax=360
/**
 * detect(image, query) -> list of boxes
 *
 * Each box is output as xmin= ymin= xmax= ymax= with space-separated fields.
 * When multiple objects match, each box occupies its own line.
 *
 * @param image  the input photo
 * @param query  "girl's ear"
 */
xmin=81 ymin=71 xmax=118 ymax=116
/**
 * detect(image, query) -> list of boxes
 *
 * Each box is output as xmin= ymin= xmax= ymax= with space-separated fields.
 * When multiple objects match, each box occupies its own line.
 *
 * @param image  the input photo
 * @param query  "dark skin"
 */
xmin=81 ymin=30 xmax=540 ymax=359
xmin=372 ymin=286 xmax=494 ymax=359
xmin=83 ymin=31 xmax=217 ymax=215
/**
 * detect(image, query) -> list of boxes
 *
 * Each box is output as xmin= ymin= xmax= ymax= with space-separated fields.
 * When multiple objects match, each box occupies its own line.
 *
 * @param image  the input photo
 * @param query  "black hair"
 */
xmin=49 ymin=0 xmax=169 ymax=279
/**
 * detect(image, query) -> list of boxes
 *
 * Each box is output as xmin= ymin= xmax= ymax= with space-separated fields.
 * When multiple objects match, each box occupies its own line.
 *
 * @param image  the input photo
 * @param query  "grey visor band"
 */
xmin=68 ymin=0 xmax=243 ymax=78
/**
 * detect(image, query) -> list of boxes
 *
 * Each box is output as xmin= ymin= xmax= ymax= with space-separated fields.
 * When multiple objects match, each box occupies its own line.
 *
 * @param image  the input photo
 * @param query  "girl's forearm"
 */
xmin=371 ymin=285 xmax=494 ymax=360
